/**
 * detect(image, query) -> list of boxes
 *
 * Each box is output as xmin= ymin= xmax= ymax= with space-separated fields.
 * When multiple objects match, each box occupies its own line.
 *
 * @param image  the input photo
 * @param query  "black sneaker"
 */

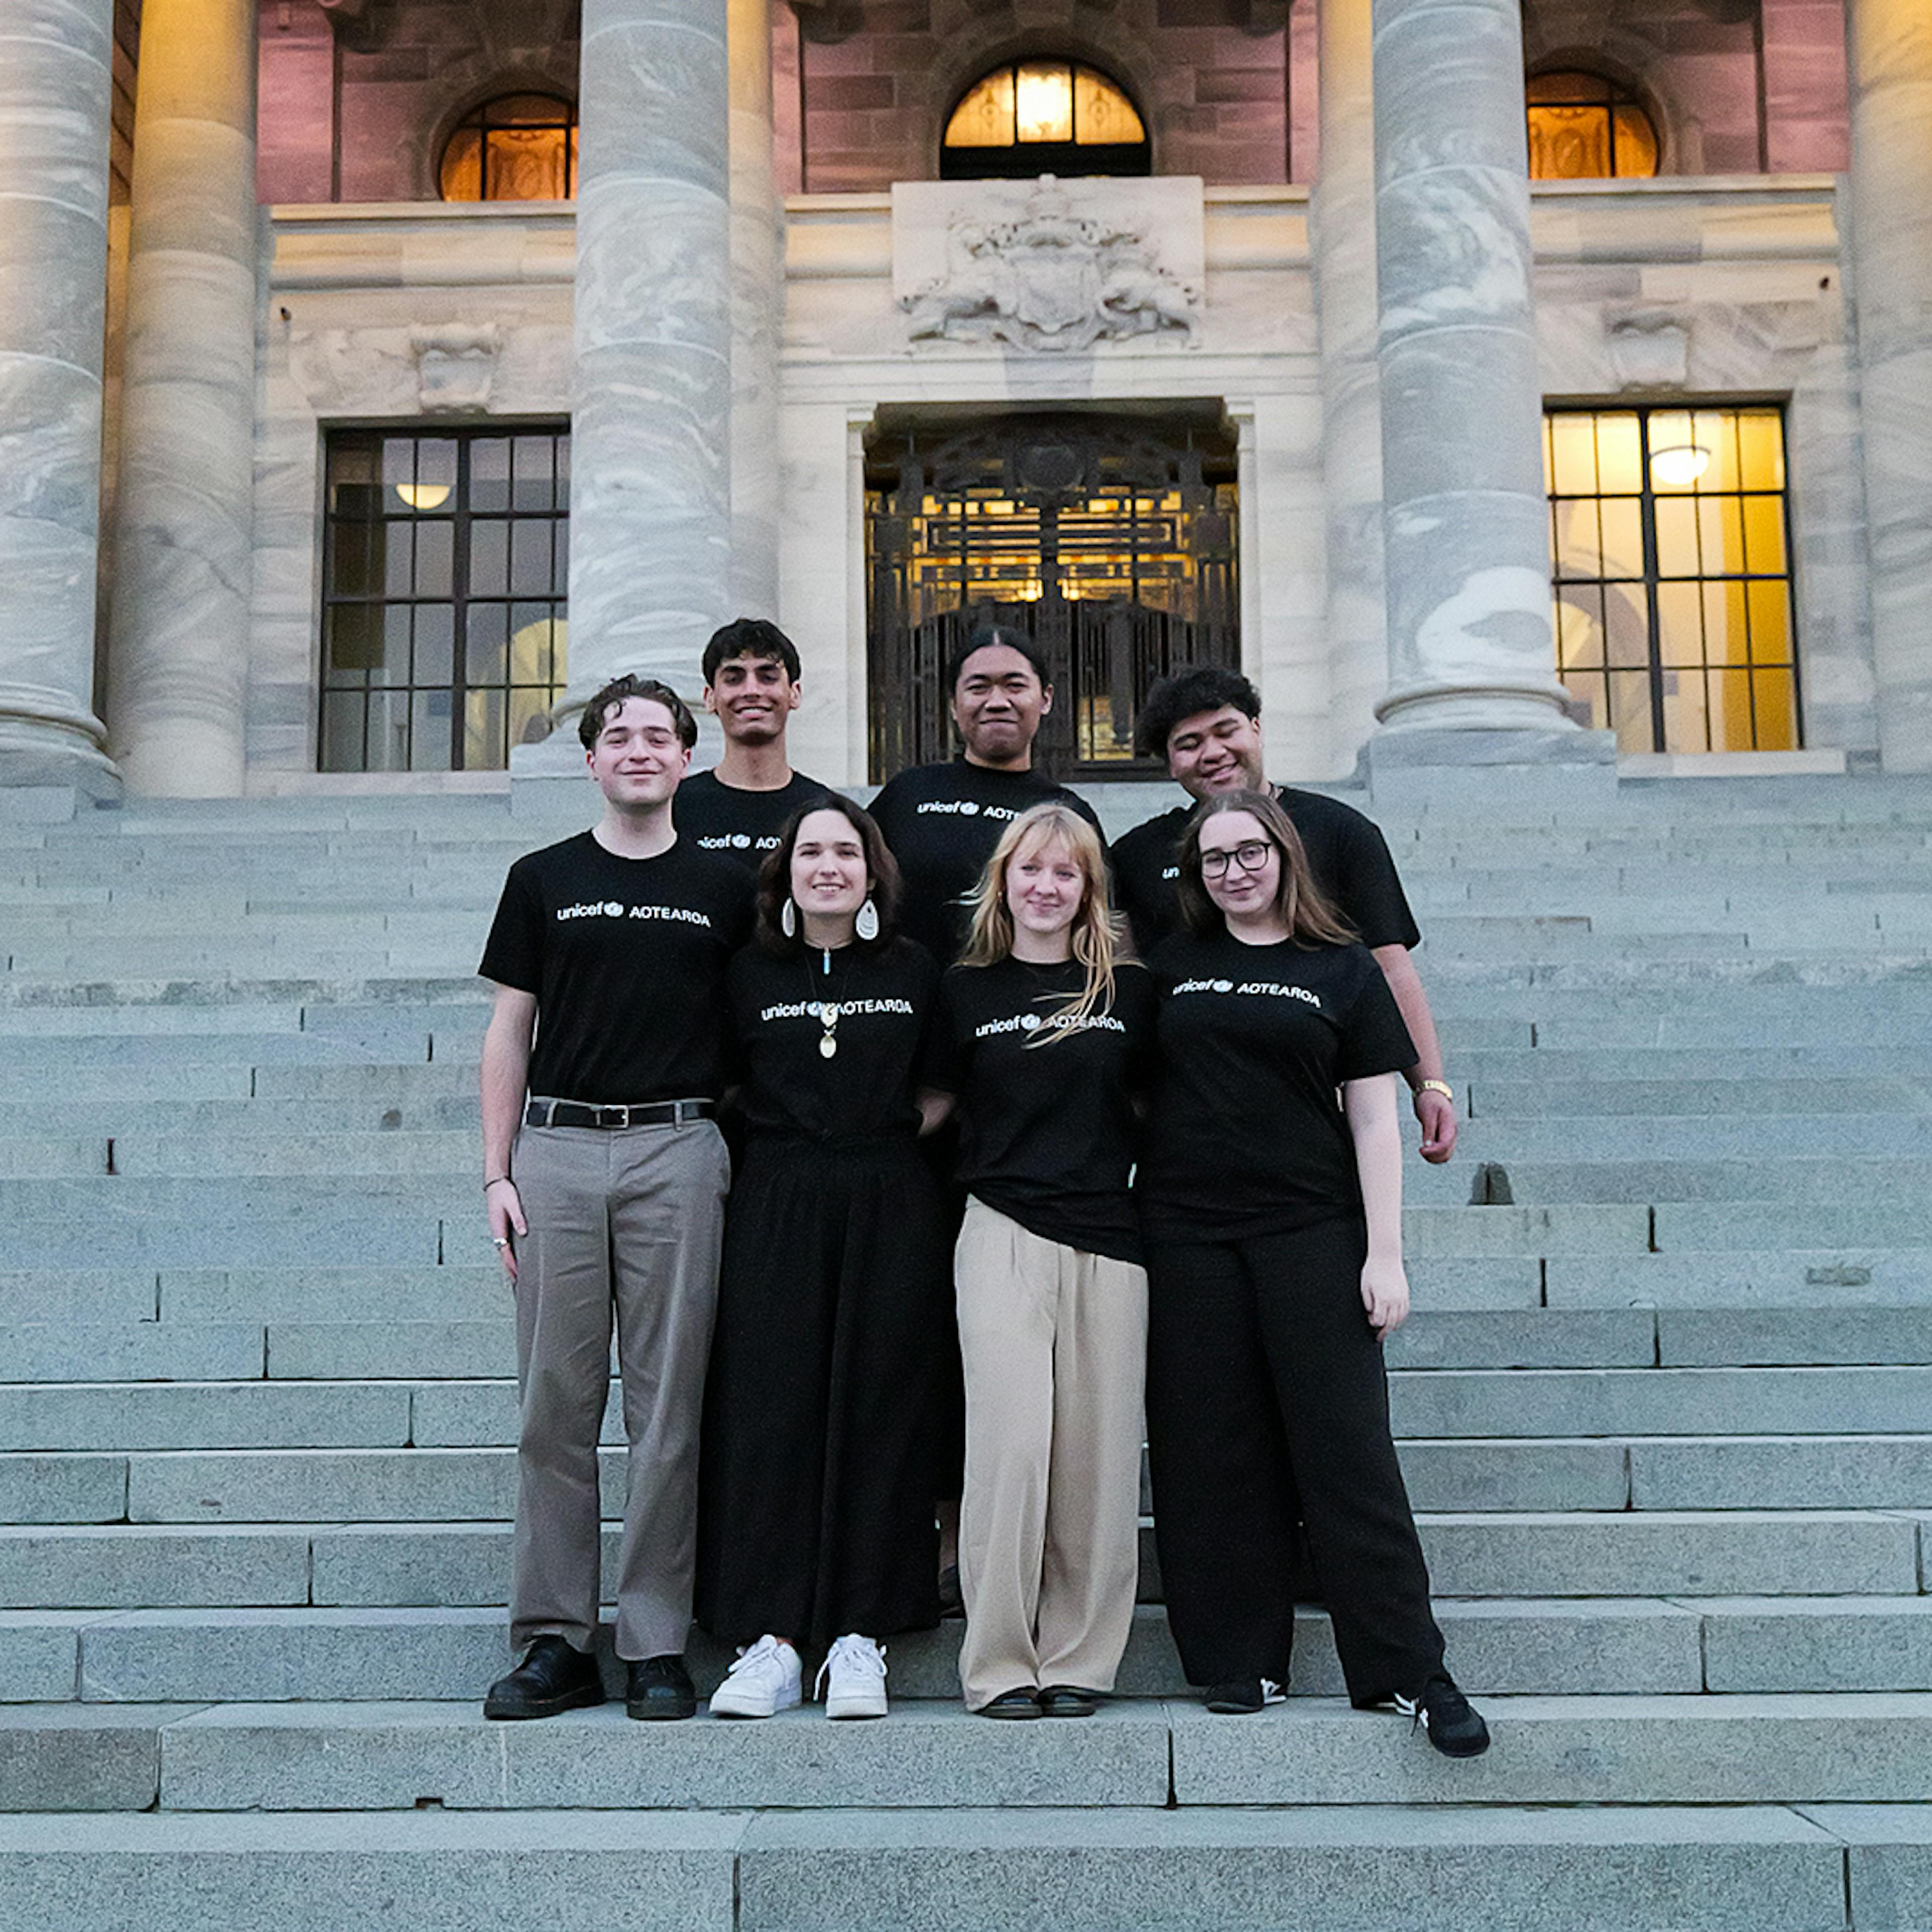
xmin=1202 ymin=1676 xmax=1287 ymax=1715
xmin=483 ymin=1635 xmax=606 ymax=1720
xmin=626 ymin=1653 xmax=697 ymax=1722
xmin=1395 ymin=1672 xmax=1490 ymax=1757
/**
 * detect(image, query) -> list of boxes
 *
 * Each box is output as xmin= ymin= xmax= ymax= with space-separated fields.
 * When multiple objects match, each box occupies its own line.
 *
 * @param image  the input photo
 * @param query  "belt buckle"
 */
xmin=595 ymin=1104 xmax=629 ymax=1129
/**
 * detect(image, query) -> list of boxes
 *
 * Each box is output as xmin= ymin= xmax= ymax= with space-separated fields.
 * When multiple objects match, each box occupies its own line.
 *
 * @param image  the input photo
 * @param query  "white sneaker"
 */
xmin=816 ymin=1633 xmax=888 ymax=1720
xmin=708 ymin=1635 xmax=801 ymax=1719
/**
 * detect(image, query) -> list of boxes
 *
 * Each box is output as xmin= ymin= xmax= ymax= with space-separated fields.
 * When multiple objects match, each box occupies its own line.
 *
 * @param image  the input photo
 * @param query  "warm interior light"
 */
xmin=394 ymin=482 xmax=452 ymax=511
xmin=1014 ymin=63 xmax=1074 ymax=144
xmin=1649 ymin=444 xmax=1711 ymax=489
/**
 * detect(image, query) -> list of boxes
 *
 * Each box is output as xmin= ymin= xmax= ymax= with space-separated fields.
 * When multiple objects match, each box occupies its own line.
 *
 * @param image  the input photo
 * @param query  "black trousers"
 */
xmin=695 ymin=1137 xmax=947 ymax=1651
xmin=1143 ymin=1216 xmax=1446 ymax=1703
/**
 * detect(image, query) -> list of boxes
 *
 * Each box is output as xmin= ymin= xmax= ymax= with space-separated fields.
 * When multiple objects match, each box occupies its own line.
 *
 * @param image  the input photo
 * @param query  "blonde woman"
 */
xmin=922 ymin=803 xmax=1155 ymax=1719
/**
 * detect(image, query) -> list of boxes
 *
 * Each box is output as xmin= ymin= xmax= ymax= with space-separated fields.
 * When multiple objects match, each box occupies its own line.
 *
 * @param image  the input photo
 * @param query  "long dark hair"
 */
xmin=1174 ymin=789 xmax=1357 ymax=945
xmin=753 ymin=794 xmax=902 ymax=955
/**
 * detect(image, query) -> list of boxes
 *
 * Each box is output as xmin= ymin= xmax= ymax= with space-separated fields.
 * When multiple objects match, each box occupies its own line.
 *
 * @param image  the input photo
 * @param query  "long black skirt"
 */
xmin=695 ymin=1136 xmax=949 ymax=1651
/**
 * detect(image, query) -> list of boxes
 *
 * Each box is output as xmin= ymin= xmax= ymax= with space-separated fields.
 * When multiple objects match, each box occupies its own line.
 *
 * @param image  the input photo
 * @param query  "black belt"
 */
xmin=525 ymin=1097 xmax=716 ymax=1131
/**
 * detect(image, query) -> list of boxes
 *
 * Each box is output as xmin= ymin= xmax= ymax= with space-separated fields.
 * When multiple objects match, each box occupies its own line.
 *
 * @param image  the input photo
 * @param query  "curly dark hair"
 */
xmin=1132 ymin=666 xmax=1262 ymax=761
xmin=577 ymin=674 xmax=698 ymax=751
xmin=753 ymin=794 xmax=903 ymax=955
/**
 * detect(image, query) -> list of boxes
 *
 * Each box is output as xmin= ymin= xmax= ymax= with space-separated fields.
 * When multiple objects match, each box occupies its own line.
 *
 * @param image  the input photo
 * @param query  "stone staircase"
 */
xmin=2 ymin=772 xmax=1930 ymax=1930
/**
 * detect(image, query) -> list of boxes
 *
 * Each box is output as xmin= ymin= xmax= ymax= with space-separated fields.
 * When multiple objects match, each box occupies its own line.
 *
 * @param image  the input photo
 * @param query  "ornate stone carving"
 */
xmin=1606 ymin=313 xmax=1692 ymax=390
xmin=894 ymin=178 xmax=1202 ymax=354
xmin=410 ymin=324 xmax=505 ymax=413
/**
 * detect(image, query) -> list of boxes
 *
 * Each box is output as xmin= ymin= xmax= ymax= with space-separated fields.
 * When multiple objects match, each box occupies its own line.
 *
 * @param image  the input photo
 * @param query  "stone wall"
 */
xmin=251 ymin=0 xmax=1851 ymax=208
xmin=791 ymin=0 xmax=1294 ymax=194
xmin=247 ymin=208 xmax=574 ymax=773
xmin=255 ymin=0 xmax=580 ymax=206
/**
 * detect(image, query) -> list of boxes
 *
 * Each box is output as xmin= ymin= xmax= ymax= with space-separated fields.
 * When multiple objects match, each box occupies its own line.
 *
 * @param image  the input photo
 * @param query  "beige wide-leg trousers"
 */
xmin=955 ymin=1199 xmax=1149 ymax=1710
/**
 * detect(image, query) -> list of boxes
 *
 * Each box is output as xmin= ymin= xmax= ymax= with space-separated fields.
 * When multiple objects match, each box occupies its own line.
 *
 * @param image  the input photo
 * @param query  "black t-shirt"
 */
xmin=1112 ymin=785 xmax=1421 ymax=954
xmin=676 ymin=769 xmax=835 ymax=874
xmin=479 ymin=831 xmax=753 ymax=1104
xmin=727 ymin=937 xmax=939 ymax=1144
xmin=869 ymin=759 xmax=1105 ymax=963
xmin=1139 ymin=932 xmax=1416 ymax=1242
xmin=928 ymin=956 xmax=1156 ymax=1265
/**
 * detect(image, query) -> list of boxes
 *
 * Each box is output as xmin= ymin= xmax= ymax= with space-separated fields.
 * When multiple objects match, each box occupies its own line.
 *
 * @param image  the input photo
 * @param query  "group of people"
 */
xmin=475 ymin=616 xmax=1490 ymax=1758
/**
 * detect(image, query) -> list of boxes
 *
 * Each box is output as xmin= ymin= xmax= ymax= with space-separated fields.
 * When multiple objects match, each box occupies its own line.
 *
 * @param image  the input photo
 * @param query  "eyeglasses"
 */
xmin=1199 ymin=840 xmax=1275 ymax=878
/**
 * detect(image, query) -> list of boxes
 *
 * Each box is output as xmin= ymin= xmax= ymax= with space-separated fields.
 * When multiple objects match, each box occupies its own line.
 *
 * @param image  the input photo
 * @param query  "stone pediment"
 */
xmin=892 ymin=176 xmax=1204 ymax=353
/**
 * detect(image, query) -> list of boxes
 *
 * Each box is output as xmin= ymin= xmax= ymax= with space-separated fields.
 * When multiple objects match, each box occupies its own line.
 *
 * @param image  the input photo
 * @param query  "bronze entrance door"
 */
xmin=864 ymin=412 xmax=1240 ymax=782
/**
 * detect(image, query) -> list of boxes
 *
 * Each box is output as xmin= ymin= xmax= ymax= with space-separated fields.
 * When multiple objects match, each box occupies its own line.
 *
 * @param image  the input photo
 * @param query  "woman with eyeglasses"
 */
xmin=1136 ymin=788 xmax=1489 ymax=1757
xmin=921 ymin=802 xmax=1155 ymax=1720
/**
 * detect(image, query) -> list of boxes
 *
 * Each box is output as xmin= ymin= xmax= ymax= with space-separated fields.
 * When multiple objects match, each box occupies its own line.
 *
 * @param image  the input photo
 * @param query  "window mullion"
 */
xmin=1636 ymin=410 xmax=1668 ymax=755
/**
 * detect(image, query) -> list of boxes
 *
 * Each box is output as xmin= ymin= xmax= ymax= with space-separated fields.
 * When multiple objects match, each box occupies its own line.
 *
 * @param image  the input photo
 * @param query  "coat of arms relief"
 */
xmin=892 ymin=178 xmax=1204 ymax=353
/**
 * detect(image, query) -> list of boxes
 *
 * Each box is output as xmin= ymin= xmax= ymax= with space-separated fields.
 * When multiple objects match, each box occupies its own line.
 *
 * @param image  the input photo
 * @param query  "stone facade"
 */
xmin=0 ymin=0 xmax=1919 ymax=794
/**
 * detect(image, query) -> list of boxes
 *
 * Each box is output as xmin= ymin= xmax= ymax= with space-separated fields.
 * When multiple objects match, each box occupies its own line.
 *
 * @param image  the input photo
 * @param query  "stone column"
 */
xmin=729 ymin=0 xmax=782 ymax=619
xmin=0 ymin=0 xmax=119 ymax=793
xmin=1370 ymin=0 xmax=1574 ymax=745
xmin=567 ymin=0 xmax=733 ymax=713
xmin=104 ymin=0 xmax=258 ymax=795
xmin=1314 ymin=0 xmax=1386 ymax=766
xmin=1845 ymin=0 xmax=1932 ymax=772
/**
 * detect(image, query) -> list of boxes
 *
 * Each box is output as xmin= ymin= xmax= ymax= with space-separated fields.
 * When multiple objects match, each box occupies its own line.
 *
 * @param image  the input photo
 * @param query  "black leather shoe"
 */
xmin=627 ymin=1653 xmax=697 ymax=1721
xmin=1036 ymin=1685 xmax=1098 ymax=1718
xmin=484 ymin=1635 xmax=605 ymax=1720
xmin=975 ymin=1687 xmax=1040 ymax=1719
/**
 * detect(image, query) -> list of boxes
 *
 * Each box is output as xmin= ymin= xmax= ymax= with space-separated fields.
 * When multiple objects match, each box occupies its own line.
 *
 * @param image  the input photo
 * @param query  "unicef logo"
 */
xmin=1212 ymin=980 xmax=1234 ymax=993
xmin=604 ymin=901 xmax=625 ymax=918
xmin=959 ymin=801 xmax=981 ymax=816
xmin=1020 ymin=1013 xmax=1041 ymax=1032
xmin=731 ymin=834 xmax=751 ymax=849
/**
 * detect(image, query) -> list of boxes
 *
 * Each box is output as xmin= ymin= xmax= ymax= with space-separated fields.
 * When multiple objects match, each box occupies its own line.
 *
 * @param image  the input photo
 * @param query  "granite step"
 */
xmin=11 ymin=1598 xmax=1722 ymax=1706
xmin=10 ymin=1693 xmax=1932 ymax=1818
xmin=17 ymin=1594 xmax=1932 ymax=1709
xmin=2 ymin=1509 xmax=1918 ymax=1610
xmin=0 ymin=1803 xmax=1886 ymax=1932
xmin=0 ymin=1429 xmax=1889 ymax=1526
xmin=1546 ymin=1251 xmax=1932 ymax=1306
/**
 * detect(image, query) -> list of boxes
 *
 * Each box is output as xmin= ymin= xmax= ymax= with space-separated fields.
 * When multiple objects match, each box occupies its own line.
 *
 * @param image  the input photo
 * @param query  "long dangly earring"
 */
xmin=780 ymin=897 xmax=797 ymax=939
xmin=854 ymin=896 xmax=880 ymax=942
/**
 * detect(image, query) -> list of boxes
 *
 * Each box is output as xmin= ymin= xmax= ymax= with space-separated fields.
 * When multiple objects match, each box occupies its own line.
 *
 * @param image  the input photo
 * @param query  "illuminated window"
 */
xmin=1546 ymin=406 xmax=1799 ymax=755
xmin=865 ymin=413 xmax=1237 ymax=778
xmin=941 ymin=62 xmax=1150 ymax=179
xmin=439 ymin=94 xmax=578 ymax=202
xmin=1527 ymin=71 xmax=1659 ymax=180
xmin=320 ymin=429 xmax=570 ymax=772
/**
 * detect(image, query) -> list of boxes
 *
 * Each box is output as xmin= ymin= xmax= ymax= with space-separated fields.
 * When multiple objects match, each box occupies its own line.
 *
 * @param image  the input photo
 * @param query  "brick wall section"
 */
xmin=254 ymin=0 xmax=579 ymax=205
xmin=1524 ymin=0 xmax=1848 ymax=181
xmin=796 ymin=0 xmax=1291 ymax=193
xmin=248 ymin=0 xmax=1849 ymax=206
xmin=256 ymin=0 xmax=335 ymax=205
xmin=1760 ymin=0 xmax=1849 ymax=173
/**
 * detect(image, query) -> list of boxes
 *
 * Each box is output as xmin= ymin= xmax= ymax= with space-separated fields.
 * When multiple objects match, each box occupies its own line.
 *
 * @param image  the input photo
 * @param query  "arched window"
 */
xmin=439 ymin=93 xmax=578 ymax=202
xmin=941 ymin=61 xmax=1150 ymax=180
xmin=1527 ymin=71 xmax=1660 ymax=180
